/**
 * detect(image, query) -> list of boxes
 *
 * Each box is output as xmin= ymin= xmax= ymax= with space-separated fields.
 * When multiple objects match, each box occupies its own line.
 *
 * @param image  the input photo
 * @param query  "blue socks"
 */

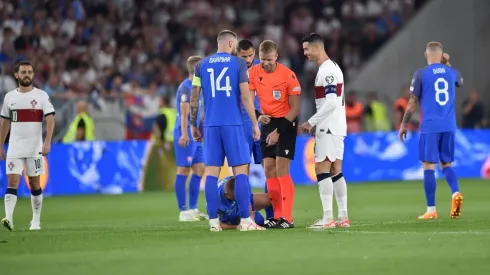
xmin=264 ymin=184 xmax=274 ymax=219
xmin=174 ymin=174 xmax=187 ymax=211
xmin=188 ymin=174 xmax=201 ymax=210
xmin=442 ymin=167 xmax=460 ymax=194
xmin=254 ymin=211 xmax=265 ymax=226
xmin=234 ymin=174 xmax=251 ymax=219
xmin=423 ymin=170 xmax=436 ymax=207
xmin=204 ymin=175 xmax=219 ymax=219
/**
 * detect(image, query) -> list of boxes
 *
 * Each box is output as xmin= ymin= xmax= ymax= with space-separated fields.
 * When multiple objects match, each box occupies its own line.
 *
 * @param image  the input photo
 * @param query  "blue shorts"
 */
xmin=173 ymin=128 xmax=203 ymax=167
xmin=419 ymin=132 xmax=455 ymax=163
xmin=203 ymin=125 xmax=250 ymax=167
xmin=243 ymin=124 xmax=263 ymax=164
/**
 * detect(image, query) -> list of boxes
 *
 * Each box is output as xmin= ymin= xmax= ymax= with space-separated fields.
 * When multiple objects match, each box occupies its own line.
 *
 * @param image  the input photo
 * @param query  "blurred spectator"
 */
xmin=364 ymin=92 xmax=390 ymax=132
xmin=393 ymin=84 xmax=410 ymax=131
xmin=345 ymin=91 xmax=364 ymax=133
xmin=62 ymin=101 xmax=95 ymax=143
xmin=153 ymin=96 xmax=175 ymax=143
xmin=0 ymin=0 xmax=429 ymax=140
xmin=462 ymin=90 xmax=486 ymax=129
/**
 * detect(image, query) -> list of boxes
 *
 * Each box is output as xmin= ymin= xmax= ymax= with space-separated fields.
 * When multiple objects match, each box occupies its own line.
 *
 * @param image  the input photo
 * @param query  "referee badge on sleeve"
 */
xmin=272 ymin=90 xmax=281 ymax=100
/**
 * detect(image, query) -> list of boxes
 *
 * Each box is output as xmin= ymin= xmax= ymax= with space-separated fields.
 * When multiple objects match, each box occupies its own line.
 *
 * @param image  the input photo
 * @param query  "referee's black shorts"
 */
xmin=260 ymin=117 xmax=297 ymax=160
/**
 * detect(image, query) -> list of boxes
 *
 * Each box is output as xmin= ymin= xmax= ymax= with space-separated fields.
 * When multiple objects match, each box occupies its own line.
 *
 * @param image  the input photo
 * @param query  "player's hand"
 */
xmin=266 ymin=129 xmax=279 ymax=147
xmin=0 ymin=147 xmax=5 ymax=161
xmin=178 ymin=134 xmax=190 ymax=148
xmin=299 ymin=121 xmax=313 ymax=133
xmin=252 ymin=124 xmax=261 ymax=141
xmin=42 ymin=143 xmax=51 ymax=156
xmin=398 ymin=125 xmax=407 ymax=142
xmin=191 ymin=125 xmax=202 ymax=142
xmin=258 ymin=115 xmax=271 ymax=125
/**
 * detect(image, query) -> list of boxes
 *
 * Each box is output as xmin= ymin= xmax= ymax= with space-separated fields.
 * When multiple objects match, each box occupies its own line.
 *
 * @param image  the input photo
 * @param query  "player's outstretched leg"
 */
xmin=418 ymin=165 xmax=438 ymax=220
xmin=2 ymin=173 xmax=22 ymax=231
xmin=263 ymin=183 xmax=274 ymax=220
xmin=441 ymin=164 xmax=463 ymax=218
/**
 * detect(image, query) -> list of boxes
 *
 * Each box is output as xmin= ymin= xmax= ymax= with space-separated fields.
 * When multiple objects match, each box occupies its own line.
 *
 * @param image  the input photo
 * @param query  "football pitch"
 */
xmin=1 ymin=179 xmax=489 ymax=275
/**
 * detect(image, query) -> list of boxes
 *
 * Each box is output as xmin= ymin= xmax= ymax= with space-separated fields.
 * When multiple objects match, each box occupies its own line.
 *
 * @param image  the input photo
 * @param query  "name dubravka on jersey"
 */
xmin=0 ymin=88 xmax=55 ymax=158
xmin=313 ymin=59 xmax=347 ymax=136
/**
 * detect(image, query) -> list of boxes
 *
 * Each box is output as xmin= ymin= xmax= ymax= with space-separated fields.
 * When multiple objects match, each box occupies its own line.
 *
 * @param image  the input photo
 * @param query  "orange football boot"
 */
xmin=418 ymin=211 xmax=438 ymax=220
xmin=450 ymin=192 xmax=463 ymax=219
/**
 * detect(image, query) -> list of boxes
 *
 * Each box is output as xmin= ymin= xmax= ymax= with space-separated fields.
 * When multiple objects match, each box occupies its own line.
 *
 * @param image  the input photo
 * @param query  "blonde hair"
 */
xmin=259 ymin=40 xmax=278 ymax=53
xmin=186 ymin=55 xmax=202 ymax=74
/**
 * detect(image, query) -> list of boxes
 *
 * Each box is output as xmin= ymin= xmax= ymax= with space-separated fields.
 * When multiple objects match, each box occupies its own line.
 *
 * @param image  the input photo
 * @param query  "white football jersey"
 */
xmin=1 ymin=88 xmax=55 ymax=158
xmin=308 ymin=59 xmax=347 ymax=136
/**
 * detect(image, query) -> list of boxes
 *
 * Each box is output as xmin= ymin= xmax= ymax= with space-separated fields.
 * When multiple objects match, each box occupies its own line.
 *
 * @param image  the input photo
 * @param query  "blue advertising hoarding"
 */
xmin=1 ymin=130 xmax=489 ymax=197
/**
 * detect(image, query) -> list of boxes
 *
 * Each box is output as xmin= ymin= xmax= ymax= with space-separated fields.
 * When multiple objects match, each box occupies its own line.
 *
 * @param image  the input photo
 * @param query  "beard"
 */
xmin=18 ymin=78 xmax=32 ymax=87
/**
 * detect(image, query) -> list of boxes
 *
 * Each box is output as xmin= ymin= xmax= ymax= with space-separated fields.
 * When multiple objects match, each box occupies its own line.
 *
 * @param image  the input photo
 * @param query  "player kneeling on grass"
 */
xmin=0 ymin=61 xmax=55 ymax=231
xmin=218 ymin=176 xmax=271 ymax=229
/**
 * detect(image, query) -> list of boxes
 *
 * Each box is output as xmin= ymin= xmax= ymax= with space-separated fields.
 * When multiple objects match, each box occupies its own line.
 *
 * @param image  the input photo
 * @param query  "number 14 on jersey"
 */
xmin=207 ymin=67 xmax=232 ymax=97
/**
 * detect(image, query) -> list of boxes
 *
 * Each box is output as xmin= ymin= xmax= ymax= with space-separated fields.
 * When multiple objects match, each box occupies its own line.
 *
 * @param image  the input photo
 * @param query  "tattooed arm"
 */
xmin=401 ymin=94 xmax=418 ymax=126
xmin=190 ymin=85 xmax=201 ymax=127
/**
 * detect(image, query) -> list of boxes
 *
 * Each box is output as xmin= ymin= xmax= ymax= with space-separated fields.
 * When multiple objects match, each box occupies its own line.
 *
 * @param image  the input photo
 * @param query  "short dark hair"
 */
xmin=15 ymin=61 xmax=33 ymax=73
xmin=301 ymin=33 xmax=324 ymax=44
xmin=217 ymin=30 xmax=237 ymax=42
xmin=238 ymin=39 xmax=254 ymax=51
xmin=224 ymin=177 xmax=235 ymax=194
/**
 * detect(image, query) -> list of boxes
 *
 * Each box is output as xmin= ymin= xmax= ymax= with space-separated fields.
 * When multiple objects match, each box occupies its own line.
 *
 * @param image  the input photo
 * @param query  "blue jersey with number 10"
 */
xmin=195 ymin=52 xmax=249 ymax=126
xmin=410 ymin=63 xmax=462 ymax=134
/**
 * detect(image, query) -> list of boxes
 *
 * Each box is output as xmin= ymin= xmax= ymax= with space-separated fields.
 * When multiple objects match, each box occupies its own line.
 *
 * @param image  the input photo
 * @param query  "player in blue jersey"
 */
xmin=189 ymin=30 xmax=264 ymax=232
xmin=399 ymin=42 xmax=464 ymax=220
xmin=173 ymin=56 xmax=208 ymax=222
xmin=236 ymin=39 xmax=274 ymax=222
xmin=217 ymin=176 xmax=272 ymax=229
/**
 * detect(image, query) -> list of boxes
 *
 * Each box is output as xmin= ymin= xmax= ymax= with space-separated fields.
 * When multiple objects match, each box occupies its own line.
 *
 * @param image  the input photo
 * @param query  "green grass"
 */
xmin=1 ymin=179 xmax=490 ymax=275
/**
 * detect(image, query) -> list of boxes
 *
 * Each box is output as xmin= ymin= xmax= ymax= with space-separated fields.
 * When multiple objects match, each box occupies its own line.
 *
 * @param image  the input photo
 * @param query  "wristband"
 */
xmin=255 ymin=110 xmax=262 ymax=119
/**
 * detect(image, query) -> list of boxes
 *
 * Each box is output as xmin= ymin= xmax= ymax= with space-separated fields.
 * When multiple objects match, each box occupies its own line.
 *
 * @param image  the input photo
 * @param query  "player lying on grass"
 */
xmin=217 ymin=176 xmax=272 ymax=229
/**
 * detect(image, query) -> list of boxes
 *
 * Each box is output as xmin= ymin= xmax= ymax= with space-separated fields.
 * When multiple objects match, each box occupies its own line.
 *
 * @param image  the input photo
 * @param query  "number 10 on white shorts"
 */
xmin=6 ymin=157 xmax=44 ymax=176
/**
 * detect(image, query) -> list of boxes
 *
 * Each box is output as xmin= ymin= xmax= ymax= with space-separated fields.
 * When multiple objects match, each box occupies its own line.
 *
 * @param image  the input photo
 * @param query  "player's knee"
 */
xmin=205 ymin=166 xmax=221 ymax=177
xmin=440 ymin=162 xmax=452 ymax=169
xmin=422 ymin=162 xmax=436 ymax=171
xmin=263 ymin=161 xmax=277 ymax=178
xmin=275 ymin=157 xmax=290 ymax=177
xmin=191 ymin=163 xmax=205 ymax=177
xmin=315 ymin=161 xmax=331 ymax=174
xmin=176 ymin=166 xmax=190 ymax=176
xmin=7 ymin=174 xmax=21 ymax=188
xmin=28 ymin=176 xmax=41 ymax=190
xmin=330 ymin=160 xmax=342 ymax=175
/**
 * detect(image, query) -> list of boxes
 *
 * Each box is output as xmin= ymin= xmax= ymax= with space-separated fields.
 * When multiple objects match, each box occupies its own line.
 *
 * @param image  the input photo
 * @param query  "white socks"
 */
xmin=31 ymin=194 xmax=43 ymax=223
xmin=427 ymin=206 xmax=436 ymax=213
xmin=318 ymin=176 xmax=334 ymax=220
xmin=4 ymin=193 xmax=17 ymax=223
xmin=333 ymin=174 xmax=348 ymax=218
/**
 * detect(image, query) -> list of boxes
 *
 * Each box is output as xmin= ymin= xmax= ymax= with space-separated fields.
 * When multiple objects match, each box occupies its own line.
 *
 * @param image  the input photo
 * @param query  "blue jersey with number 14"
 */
xmin=195 ymin=52 xmax=249 ymax=126
xmin=410 ymin=63 xmax=462 ymax=134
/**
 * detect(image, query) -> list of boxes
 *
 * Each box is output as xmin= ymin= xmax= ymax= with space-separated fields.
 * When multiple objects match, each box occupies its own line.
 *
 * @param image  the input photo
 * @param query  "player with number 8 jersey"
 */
xmin=399 ymin=42 xmax=463 ymax=220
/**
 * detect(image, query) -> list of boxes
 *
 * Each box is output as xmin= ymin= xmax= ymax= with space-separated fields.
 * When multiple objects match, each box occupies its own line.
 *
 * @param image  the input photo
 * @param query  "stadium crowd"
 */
xmin=7 ymin=0 xmax=479 ymax=141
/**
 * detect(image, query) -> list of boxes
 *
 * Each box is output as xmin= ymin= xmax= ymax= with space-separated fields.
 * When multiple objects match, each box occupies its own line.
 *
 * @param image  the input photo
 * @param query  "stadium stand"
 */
xmin=0 ymin=0 xmax=450 ymax=140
